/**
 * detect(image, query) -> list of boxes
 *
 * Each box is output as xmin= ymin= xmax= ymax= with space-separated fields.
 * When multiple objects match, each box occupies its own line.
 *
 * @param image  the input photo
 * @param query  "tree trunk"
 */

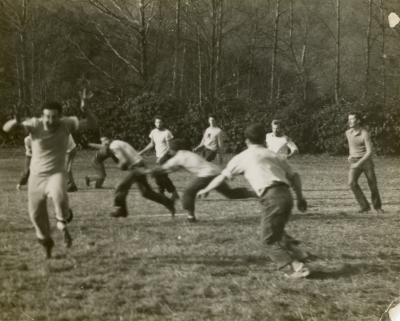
xmin=364 ymin=0 xmax=372 ymax=99
xmin=214 ymin=0 xmax=223 ymax=99
xmin=380 ymin=0 xmax=386 ymax=106
xmin=335 ymin=0 xmax=341 ymax=104
xmin=270 ymin=0 xmax=280 ymax=104
xmin=197 ymin=26 xmax=203 ymax=107
xmin=139 ymin=0 xmax=148 ymax=83
xmin=172 ymin=0 xmax=181 ymax=96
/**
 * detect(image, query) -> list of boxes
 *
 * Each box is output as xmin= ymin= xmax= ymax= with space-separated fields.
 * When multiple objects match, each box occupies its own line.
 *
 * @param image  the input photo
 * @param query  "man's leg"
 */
xmin=46 ymin=172 xmax=73 ymax=247
xmin=348 ymin=165 xmax=370 ymax=212
xmin=86 ymin=161 xmax=106 ymax=188
xmin=66 ymin=148 xmax=78 ymax=192
xmin=182 ymin=177 xmax=214 ymax=221
xmin=111 ymin=170 xmax=137 ymax=217
xmin=363 ymin=160 xmax=382 ymax=211
xmin=135 ymin=170 xmax=175 ymax=216
xmin=203 ymin=148 xmax=217 ymax=162
xmin=216 ymin=181 xmax=257 ymax=199
xmin=155 ymin=155 xmax=179 ymax=199
xmin=28 ymin=175 xmax=54 ymax=258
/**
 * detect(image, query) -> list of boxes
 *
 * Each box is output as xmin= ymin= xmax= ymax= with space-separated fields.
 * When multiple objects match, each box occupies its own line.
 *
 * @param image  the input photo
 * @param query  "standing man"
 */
xmin=265 ymin=119 xmax=298 ymax=158
xmin=193 ymin=115 xmax=224 ymax=163
xmin=346 ymin=112 xmax=383 ymax=213
xmin=16 ymin=135 xmax=32 ymax=191
xmin=2 ymin=94 xmax=97 ymax=258
xmin=139 ymin=116 xmax=179 ymax=200
xmin=197 ymin=123 xmax=311 ymax=278
xmin=107 ymin=139 xmax=175 ymax=218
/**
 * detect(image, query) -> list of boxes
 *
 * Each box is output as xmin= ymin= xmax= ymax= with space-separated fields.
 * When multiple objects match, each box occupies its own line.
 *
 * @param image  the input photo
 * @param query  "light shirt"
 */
xmin=67 ymin=134 xmax=76 ymax=153
xmin=221 ymin=145 xmax=293 ymax=196
xmin=109 ymin=140 xmax=142 ymax=167
xmin=24 ymin=135 xmax=32 ymax=157
xmin=149 ymin=128 xmax=173 ymax=158
xmin=346 ymin=128 xmax=368 ymax=158
xmin=202 ymin=127 xmax=223 ymax=151
xmin=22 ymin=117 xmax=79 ymax=176
xmin=162 ymin=150 xmax=221 ymax=177
xmin=265 ymin=133 xmax=298 ymax=157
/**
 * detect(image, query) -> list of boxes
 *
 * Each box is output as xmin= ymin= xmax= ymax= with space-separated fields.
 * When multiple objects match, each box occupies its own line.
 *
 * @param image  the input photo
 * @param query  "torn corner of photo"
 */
xmin=389 ymin=303 xmax=400 ymax=321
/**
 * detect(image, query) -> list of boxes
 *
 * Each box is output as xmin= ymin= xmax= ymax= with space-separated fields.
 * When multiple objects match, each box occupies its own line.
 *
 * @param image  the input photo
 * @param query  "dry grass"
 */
xmin=0 ymin=149 xmax=399 ymax=321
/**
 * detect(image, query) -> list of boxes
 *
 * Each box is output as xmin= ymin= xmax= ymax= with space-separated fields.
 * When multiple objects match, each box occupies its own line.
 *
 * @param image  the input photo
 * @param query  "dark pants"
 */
xmin=19 ymin=156 xmax=31 ymax=186
xmin=154 ymin=154 xmax=177 ymax=194
xmin=182 ymin=176 xmax=256 ymax=213
xmin=66 ymin=148 xmax=77 ymax=190
xmin=202 ymin=148 xmax=217 ymax=162
xmin=88 ymin=159 xmax=106 ymax=188
xmin=260 ymin=184 xmax=307 ymax=269
xmin=114 ymin=164 xmax=172 ymax=212
xmin=348 ymin=158 xmax=382 ymax=210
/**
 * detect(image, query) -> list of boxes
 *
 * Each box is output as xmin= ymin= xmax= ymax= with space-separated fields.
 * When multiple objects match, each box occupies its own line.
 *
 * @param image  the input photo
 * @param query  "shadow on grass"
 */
xmin=291 ymin=212 xmax=380 ymax=221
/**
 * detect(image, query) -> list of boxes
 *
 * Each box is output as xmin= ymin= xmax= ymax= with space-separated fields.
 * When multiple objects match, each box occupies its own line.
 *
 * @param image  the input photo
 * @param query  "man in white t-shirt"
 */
xmin=3 ymin=99 xmax=97 ymax=258
xmin=193 ymin=115 xmax=224 ymax=163
xmin=265 ymin=119 xmax=298 ymax=158
xmin=152 ymin=139 xmax=255 ymax=222
xmin=139 ymin=116 xmax=179 ymax=200
xmin=197 ymin=124 xmax=312 ymax=279
xmin=104 ymin=139 xmax=175 ymax=218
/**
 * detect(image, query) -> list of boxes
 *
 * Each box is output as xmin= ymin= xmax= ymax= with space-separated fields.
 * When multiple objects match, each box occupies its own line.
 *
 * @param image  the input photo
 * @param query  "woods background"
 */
xmin=0 ymin=0 xmax=400 ymax=154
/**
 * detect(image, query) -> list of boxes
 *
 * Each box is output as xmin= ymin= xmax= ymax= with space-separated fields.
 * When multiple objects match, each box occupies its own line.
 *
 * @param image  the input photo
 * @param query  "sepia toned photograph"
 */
xmin=0 ymin=0 xmax=400 ymax=320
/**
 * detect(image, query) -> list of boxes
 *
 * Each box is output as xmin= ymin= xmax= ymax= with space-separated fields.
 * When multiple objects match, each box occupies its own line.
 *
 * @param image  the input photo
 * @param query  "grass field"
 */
xmin=1 ymin=148 xmax=400 ymax=321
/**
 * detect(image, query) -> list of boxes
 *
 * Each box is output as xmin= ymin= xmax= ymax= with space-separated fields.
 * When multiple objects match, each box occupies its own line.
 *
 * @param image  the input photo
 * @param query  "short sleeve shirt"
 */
xmin=202 ymin=127 xmax=223 ymax=151
xmin=22 ymin=117 xmax=79 ymax=176
xmin=109 ymin=140 xmax=142 ymax=167
xmin=221 ymin=145 xmax=293 ymax=196
xmin=265 ymin=133 xmax=298 ymax=157
xmin=149 ymin=128 xmax=174 ymax=158
xmin=162 ymin=150 xmax=221 ymax=177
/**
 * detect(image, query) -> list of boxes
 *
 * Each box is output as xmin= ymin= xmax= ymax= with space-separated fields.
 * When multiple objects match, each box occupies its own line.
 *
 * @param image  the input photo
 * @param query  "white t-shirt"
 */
xmin=22 ymin=117 xmax=79 ymax=176
xmin=265 ymin=133 xmax=298 ymax=157
xmin=109 ymin=140 xmax=142 ymax=167
xmin=162 ymin=150 xmax=221 ymax=177
xmin=221 ymin=145 xmax=293 ymax=196
xmin=202 ymin=127 xmax=223 ymax=151
xmin=149 ymin=128 xmax=174 ymax=158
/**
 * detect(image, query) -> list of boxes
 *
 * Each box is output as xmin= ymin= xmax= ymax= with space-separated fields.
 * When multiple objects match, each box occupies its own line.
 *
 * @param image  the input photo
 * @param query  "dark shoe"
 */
xmin=187 ymin=215 xmax=197 ymax=223
xmin=38 ymin=238 xmax=54 ymax=259
xmin=66 ymin=209 xmax=74 ymax=223
xmin=85 ymin=176 xmax=90 ymax=187
xmin=110 ymin=206 xmax=128 ymax=218
xmin=67 ymin=185 xmax=78 ymax=193
xmin=63 ymin=229 xmax=73 ymax=248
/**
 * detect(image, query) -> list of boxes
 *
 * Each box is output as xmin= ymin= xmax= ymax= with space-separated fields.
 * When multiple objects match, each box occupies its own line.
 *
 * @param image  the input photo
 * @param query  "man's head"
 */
xmin=348 ymin=112 xmax=362 ymax=128
xmin=100 ymin=136 xmax=111 ymax=147
xmin=154 ymin=116 xmax=164 ymax=129
xmin=168 ymin=138 xmax=189 ymax=155
xmin=208 ymin=115 xmax=216 ymax=127
xmin=271 ymin=119 xmax=283 ymax=136
xmin=244 ymin=123 xmax=265 ymax=145
xmin=42 ymin=101 xmax=63 ymax=132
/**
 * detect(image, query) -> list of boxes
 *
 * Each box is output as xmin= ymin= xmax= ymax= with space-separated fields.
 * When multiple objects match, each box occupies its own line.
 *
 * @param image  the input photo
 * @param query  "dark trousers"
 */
xmin=88 ymin=159 xmax=106 ymax=188
xmin=202 ymin=148 xmax=217 ymax=162
xmin=19 ymin=156 xmax=31 ymax=186
xmin=66 ymin=148 xmax=77 ymax=189
xmin=182 ymin=176 xmax=256 ymax=213
xmin=154 ymin=154 xmax=177 ymax=194
xmin=260 ymin=184 xmax=307 ymax=269
xmin=114 ymin=164 xmax=172 ymax=211
xmin=348 ymin=158 xmax=382 ymax=210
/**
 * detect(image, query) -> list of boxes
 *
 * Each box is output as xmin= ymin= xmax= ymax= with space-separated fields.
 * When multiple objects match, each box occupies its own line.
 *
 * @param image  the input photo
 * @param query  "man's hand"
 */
xmin=297 ymin=198 xmax=307 ymax=212
xmin=197 ymin=189 xmax=209 ymax=198
xmin=350 ymin=162 xmax=359 ymax=169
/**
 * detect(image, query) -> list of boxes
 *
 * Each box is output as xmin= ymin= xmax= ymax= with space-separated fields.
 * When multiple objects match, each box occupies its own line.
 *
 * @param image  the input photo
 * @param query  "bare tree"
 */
xmin=335 ymin=0 xmax=341 ymax=104
xmin=364 ymin=0 xmax=373 ymax=99
xmin=270 ymin=0 xmax=280 ymax=104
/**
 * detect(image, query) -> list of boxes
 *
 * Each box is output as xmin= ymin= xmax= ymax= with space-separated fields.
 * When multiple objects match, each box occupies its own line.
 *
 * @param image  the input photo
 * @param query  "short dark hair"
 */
xmin=271 ymin=119 xmax=281 ymax=125
xmin=348 ymin=111 xmax=363 ymax=124
xmin=208 ymin=115 xmax=215 ymax=119
xmin=244 ymin=123 xmax=265 ymax=145
xmin=169 ymin=138 xmax=189 ymax=151
xmin=154 ymin=115 xmax=163 ymax=122
xmin=42 ymin=101 xmax=62 ymax=114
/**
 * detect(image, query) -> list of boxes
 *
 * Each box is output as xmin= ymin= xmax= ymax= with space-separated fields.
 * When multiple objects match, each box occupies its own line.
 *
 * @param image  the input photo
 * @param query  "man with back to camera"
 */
xmin=265 ymin=119 xmax=298 ymax=158
xmin=139 ymin=116 xmax=179 ymax=200
xmin=193 ymin=115 xmax=224 ymax=164
xmin=346 ymin=112 xmax=383 ymax=214
xmin=2 ymin=92 xmax=97 ymax=258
